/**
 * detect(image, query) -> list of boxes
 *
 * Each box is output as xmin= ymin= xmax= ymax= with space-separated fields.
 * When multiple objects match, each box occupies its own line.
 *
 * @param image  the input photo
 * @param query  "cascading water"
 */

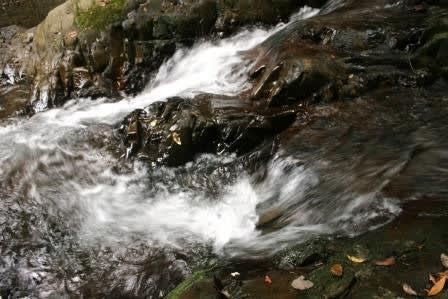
xmin=0 ymin=6 xmax=328 ymax=253
xmin=0 ymin=3 xmax=424 ymax=297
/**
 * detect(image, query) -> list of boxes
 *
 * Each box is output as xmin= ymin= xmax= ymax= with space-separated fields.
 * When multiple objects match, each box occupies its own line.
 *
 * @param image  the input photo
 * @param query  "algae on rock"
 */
xmin=75 ymin=0 xmax=127 ymax=30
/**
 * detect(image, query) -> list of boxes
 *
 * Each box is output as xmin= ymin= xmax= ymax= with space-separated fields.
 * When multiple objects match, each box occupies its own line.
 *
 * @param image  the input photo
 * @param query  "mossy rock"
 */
xmin=274 ymin=238 xmax=332 ymax=270
xmin=75 ymin=0 xmax=127 ymax=30
xmin=305 ymin=264 xmax=356 ymax=298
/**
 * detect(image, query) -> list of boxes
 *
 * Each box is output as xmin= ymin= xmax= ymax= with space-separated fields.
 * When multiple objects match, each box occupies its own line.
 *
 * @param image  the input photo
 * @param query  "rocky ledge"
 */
xmin=1 ymin=0 xmax=325 ymax=113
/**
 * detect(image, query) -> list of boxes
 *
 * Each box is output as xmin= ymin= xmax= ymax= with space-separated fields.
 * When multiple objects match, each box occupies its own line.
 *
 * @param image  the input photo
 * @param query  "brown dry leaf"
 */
xmin=172 ymin=132 xmax=182 ymax=145
xmin=330 ymin=264 xmax=343 ymax=277
xmin=374 ymin=257 xmax=396 ymax=266
xmin=441 ymin=253 xmax=448 ymax=268
xmin=427 ymin=275 xmax=447 ymax=296
xmin=291 ymin=275 xmax=314 ymax=290
xmin=347 ymin=255 xmax=366 ymax=263
xmin=403 ymin=283 xmax=418 ymax=296
xmin=264 ymin=275 xmax=272 ymax=284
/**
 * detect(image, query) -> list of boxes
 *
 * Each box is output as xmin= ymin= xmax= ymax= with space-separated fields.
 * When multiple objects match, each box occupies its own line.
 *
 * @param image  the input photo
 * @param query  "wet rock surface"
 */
xmin=118 ymin=0 xmax=448 ymax=165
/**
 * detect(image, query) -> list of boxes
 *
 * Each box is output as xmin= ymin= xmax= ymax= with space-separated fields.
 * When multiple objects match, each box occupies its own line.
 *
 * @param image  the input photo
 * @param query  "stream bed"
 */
xmin=1 ymin=1 xmax=448 ymax=298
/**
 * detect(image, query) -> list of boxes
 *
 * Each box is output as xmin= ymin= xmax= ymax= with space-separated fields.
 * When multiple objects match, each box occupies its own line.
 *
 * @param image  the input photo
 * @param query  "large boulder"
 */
xmin=116 ymin=0 xmax=448 ymax=167
xmin=215 ymin=0 xmax=327 ymax=35
xmin=238 ymin=0 xmax=443 ymax=111
xmin=120 ymin=95 xmax=299 ymax=166
xmin=0 ymin=0 xmax=65 ymax=28
xmin=247 ymin=41 xmax=348 ymax=106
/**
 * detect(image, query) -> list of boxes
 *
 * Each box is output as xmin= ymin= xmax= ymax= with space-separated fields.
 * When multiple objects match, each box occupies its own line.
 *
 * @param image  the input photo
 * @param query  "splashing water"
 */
xmin=0 ymin=5 xmax=402 ymax=263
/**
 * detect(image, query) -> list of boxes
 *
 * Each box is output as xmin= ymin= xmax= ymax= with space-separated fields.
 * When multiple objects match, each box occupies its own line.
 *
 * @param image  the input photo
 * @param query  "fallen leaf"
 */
xmin=348 ymin=74 xmax=354 ymax=79
xmin=264 ymin=275 xmax=272 ymax=284
xmin=403 ymin=283 xmax=418 ymax=296
xmin=150 ymin=119 xmax=157 ymax=127
xmin=291 ymin=275 xmax=314 ymax=290
xmin=347 ymin=255 xmax=366 ymax=263
xmin=427 ymin=275 xmax=447 ymax=296
xmin=330 ymin=264 xmax=343 ymax=277
xmin=172 ymin=132 xmax=182 ymax=145
xmin=230 ymin=272 xmax=240 ymax=277
xmin=441 ymin=253 xmax=448 ymax=268
xmin=374 ymin=257 xmax=396 ymax=266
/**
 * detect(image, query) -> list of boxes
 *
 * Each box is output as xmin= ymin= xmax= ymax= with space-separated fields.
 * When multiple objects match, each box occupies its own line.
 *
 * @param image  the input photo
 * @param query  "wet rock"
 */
xmin=307 ymin=266 xmax=356 ymax=299
xmin=1 ymin=0 xmax=338 ymax=111
xmin=275 ymin=238 xmax=332 ymax=270
xmin=120 ymin=96 xmax=298 ymax=166
xmin=79 ymin=246 xmax=195 ymax=298
xmin=72 ymin=67 xmax=92 ymax=90
xmin=215 ymin=0 xmax=326 ymax=35
xmin=124 ymin=39 xmax=177 ymax=94
xmin=0 ymin=26 xmax=32 ymax=87
xmin=241 ymin=0 xmax=440 ymax=109
xmin=2 ymin=0 xmax=444 ymax=113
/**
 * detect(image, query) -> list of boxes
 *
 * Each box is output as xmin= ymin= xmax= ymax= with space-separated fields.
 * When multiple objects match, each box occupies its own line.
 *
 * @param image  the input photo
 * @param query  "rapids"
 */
xmin=0 ymin=6 xmax=326 ymax=256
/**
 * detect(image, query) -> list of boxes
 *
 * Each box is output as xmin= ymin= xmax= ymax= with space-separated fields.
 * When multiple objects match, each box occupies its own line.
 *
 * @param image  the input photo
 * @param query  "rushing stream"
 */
xmin=1 ymin=1 xmax=448 ymax=297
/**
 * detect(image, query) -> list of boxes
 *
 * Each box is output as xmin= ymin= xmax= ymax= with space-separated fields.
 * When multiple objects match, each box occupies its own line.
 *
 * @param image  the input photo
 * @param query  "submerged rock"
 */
xmin=275 ymin=238 xmax=332 ymax=271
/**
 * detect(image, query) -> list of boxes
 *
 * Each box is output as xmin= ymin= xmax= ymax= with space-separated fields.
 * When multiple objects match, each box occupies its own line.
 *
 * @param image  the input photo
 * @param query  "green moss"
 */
xmin=166 ymin=270 xmax=207 ymax=299
xmin=75 ymin=0 xmax=126 ymax=30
